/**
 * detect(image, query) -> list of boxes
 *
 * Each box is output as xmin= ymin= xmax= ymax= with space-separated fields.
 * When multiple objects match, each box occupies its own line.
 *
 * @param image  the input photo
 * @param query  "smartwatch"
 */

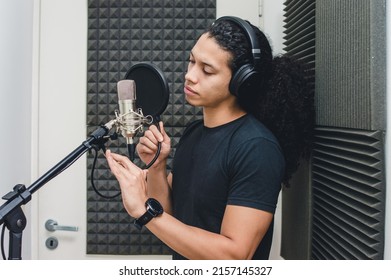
xmin=134 ymin=198 xmax=163 ymax=230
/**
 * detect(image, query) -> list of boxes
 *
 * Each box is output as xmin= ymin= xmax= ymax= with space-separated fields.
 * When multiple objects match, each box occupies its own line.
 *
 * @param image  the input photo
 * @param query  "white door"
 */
xmin=34 ymin=0 xmax=93 ymax=259
xmin=34 ymin=0 xmax=165 ymax=260
xmin=33 ymin=0 xmax=271 ymax=260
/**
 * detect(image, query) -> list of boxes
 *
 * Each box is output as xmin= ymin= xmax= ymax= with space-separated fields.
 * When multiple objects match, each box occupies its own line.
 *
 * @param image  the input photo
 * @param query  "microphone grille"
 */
xmin=117 ymin=80 xmax=136 ymax=100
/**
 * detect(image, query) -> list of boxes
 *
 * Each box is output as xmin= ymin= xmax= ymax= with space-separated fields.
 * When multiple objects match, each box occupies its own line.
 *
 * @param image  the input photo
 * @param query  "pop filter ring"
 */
xmin=124 ymin=62 xmax=169 ymax=120
xmin=124 ymin=62 xmax=169 ymax=168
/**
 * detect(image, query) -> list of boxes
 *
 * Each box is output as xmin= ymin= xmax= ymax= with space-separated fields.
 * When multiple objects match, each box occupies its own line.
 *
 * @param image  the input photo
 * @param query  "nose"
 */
xmin=185 ymin=65 xmax=197 ymax=84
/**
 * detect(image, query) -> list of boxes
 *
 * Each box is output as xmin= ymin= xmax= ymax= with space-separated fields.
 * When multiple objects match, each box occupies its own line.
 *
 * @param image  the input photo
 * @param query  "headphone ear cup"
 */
xmin=229 ymin=64 xmax=260 ymax=97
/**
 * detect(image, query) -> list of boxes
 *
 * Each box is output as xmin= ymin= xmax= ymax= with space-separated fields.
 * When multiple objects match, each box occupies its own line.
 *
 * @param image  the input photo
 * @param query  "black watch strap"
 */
xmin=134 ymin=211 xmax=153 ymax=230
xmin=134 ymin=198 xmax=163 ymax=230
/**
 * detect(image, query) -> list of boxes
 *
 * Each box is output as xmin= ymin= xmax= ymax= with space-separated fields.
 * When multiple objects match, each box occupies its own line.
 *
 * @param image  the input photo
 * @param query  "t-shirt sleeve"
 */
xmin=227 ymin=137 xmax=285 ymax=214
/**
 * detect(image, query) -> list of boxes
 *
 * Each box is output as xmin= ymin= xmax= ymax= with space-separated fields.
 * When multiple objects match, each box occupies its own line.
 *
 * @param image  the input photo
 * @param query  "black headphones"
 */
xmin=213 ymin=16 xmax=262 ymax=97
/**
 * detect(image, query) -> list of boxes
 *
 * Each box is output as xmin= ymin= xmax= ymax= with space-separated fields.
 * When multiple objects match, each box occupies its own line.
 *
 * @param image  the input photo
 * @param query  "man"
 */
xmin=106 ymin=16 xmax=313 ymax=259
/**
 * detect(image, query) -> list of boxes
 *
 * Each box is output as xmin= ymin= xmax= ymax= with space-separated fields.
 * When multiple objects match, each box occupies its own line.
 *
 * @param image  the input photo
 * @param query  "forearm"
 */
xmin=146 ymin=213 xmax=247 ymax=260
xmin=144 ymin=205 xmax=272 ymax=260
xmin=146 ymin=164 xmax=173 ymax=214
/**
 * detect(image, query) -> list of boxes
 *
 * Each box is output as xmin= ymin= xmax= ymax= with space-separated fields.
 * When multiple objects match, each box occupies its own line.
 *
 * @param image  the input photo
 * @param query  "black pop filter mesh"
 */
xmin=124 ymin=63 xmax=169 ymax=119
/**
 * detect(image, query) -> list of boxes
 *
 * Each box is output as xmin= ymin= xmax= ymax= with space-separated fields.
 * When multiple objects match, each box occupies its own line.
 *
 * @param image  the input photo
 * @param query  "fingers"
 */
xmin=106 ymin=150 xmax=129 ymax=169
xmin=140 ymin=129 xmax=160 ymax=149
xmin=105 ymin=150 xmax=148 ymax=217
xmin=149 ymin=122 xmax=164 ymax=142
xmin=106 ymin=150 xmax=145 ymax=176
xmin=137 ymin=122 xmax=167 ymax=153
xmin=159 ymin=121 xmax=169 ymax=141
xmin=146 ymin=121 xmax=170 ymax=147
xmin=146 ymin=121 xmax=169 ymax=143
xmin=105 ymin=150 xmax=126 ymax=179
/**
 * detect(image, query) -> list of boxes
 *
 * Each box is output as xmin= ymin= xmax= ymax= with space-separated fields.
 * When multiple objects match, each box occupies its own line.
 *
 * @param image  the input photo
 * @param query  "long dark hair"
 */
xmin=206 ymin=18 xmax=315 ymax=186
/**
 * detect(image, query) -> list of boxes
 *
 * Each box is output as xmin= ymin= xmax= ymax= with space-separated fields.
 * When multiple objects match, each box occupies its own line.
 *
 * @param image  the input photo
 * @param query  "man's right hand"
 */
xmin=136 ymin=121 xmax=171 ymax=168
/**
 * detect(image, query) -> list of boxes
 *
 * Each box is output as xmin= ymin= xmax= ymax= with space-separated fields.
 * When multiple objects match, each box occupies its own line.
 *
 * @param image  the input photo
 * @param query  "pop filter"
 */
xmin=124 ymin=62 xmax=169 ymax=121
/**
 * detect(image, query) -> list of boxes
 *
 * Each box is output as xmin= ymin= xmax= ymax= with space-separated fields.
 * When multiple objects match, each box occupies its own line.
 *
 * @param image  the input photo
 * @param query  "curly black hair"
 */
xmin=206 ymin=19 xmax=315 ymax=187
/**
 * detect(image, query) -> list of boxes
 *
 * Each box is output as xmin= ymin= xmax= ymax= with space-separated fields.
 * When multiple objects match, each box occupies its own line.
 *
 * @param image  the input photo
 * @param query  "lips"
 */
xmin=184 ymin=85 xmax=197 ymax=96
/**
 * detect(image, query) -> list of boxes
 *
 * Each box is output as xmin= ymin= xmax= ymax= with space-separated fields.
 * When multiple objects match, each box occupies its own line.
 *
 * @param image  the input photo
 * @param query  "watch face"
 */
xmin=147 ymin=198 xmax=163 ymax=216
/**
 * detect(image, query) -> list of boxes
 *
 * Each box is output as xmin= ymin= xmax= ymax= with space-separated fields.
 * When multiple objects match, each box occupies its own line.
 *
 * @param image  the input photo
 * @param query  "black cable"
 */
xmin=90 ymin=147 xmax=121 ymax=199
xmin=144 ymin=121 xmax=162 ymax=169
xmin=144 ymin=141 xmax=161 ymax=169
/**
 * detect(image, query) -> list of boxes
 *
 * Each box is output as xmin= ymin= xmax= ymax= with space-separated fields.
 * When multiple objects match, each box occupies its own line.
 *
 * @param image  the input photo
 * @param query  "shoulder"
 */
xmin=231 ymin=114 xmax=280 ymax=148
xmin=183 ymin=119 xmax=203 ymax=135
xmin=176 ymin=119 xmax=203 ymax=146
xmin=227 ymin=115 xmax=285 ymax=174
xmin=185 ymin=119 xmax=203 ymax=132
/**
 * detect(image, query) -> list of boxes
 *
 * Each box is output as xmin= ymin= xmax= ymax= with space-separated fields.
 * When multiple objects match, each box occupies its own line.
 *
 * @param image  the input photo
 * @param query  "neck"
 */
xmin=203 ymin=102 xmax=246 ymax=128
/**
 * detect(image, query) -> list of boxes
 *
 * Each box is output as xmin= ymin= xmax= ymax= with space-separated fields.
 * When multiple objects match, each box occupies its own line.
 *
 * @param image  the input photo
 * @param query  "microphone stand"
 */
xmin=0 ymin=120 xmax=116 ymax=260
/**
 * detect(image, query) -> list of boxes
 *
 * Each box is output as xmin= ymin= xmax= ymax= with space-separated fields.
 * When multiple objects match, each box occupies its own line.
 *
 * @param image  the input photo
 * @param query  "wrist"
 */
xmin=133 ymin=198 xmax=164 ymax=230
xmin=149 ymin=159 xmax=167 ymax=170
xmin=130 ymin=195 xmax=149 ymax=218
xmin=133 ymin=205 xmax=147 ymax=220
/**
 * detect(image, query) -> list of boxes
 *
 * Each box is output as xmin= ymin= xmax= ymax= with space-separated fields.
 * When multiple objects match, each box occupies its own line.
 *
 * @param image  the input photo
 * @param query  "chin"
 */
xmin=185 ymin=95 xmax=197 ymax=106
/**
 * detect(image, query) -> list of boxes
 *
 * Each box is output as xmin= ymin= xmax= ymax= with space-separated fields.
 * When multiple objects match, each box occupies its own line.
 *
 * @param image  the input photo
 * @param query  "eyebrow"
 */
xmin=190 ymin=51 xmax=218 ymax=71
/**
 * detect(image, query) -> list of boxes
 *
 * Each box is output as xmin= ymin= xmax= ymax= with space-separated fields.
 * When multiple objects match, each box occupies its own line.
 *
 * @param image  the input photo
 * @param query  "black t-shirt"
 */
xmin=171 ymin=114 xmax=285 ymax=259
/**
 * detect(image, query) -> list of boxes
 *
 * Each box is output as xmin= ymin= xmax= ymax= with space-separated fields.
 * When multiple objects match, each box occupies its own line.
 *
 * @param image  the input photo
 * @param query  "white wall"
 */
xmin=261 ymin=0 xmax=285 ymax=260
xmin=216 ymin=0 xmax=260 ymax=24
xmin=216 ymin=0 xmax=285 ymax=56
xmin=0 ymin=0 xmax=34 ymax=259
xmin=261 ymin=0 xmax=285 ymax=55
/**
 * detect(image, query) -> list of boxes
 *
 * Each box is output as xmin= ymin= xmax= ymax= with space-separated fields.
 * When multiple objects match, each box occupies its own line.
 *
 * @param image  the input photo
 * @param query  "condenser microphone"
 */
xmin=117 ymin=80 xmax=138 ymax=144
xmin=117 ymin=80 xmax=142 ymax=160
xmin=116 ymin=62 xmax=170 ymax=165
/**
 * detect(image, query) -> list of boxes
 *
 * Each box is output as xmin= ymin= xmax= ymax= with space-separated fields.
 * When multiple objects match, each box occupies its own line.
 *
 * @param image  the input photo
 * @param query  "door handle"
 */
xmin=45 ymin=219 xmax=78 ymax=232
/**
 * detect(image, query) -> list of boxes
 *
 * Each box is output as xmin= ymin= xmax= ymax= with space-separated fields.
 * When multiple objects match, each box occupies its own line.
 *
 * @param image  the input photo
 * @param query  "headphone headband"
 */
xmin=213 ymin=16 xmax=261 ymax=66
